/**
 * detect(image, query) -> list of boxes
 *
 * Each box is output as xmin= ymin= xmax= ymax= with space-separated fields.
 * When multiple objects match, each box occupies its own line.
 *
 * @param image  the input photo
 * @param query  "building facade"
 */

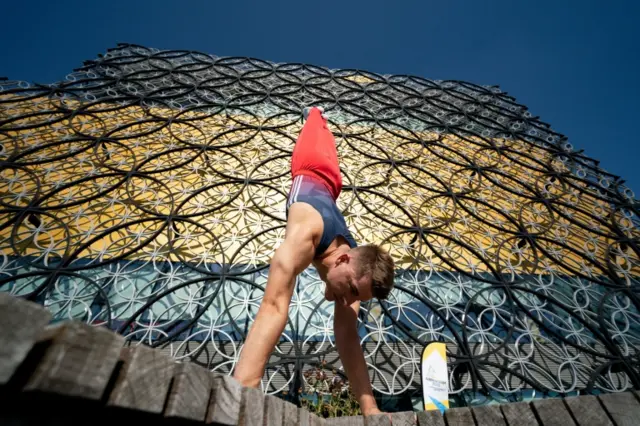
xmin=1 ymin=43 xmax=639 ymax=410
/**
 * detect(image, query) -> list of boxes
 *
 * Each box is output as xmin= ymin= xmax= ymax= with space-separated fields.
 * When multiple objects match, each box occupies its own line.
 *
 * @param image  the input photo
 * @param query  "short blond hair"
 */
xmin=352 ymin=244 xmax=395 ymax=299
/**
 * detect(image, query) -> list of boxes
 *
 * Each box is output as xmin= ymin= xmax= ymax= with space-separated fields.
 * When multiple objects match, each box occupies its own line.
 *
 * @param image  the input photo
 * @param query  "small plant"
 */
xmin=299 ymin=361 xmax=362 ymax=418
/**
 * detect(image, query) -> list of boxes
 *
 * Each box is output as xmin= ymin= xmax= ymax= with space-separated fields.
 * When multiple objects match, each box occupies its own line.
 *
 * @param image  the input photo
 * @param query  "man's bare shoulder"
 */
xmin=287 ymin=202 xmax=324 ymax=241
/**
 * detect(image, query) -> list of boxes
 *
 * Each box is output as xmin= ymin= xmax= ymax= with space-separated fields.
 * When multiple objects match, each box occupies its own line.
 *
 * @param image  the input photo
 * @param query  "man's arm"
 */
xmin=334 ymin=301 xmax=381 ymax=415
xmin=233 ymin=217 xmax=317 ymax=388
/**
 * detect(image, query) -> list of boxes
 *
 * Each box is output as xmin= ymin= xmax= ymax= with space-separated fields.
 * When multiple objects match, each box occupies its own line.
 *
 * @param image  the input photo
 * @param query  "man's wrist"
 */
xmin=362 ymin=406 xmax=382 ymax=416
xmin=359 ymin=395 xmax=379 ymax=415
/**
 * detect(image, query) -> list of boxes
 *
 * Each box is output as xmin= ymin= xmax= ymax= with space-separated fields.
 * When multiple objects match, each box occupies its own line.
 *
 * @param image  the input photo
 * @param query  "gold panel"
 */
xmin=1 ymin=95 xmax=637 ymax=281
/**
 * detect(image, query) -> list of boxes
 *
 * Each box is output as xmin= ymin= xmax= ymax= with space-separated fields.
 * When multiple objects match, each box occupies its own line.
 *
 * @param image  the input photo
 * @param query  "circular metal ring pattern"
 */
xmin=1 ymin=44 xmax=639 ymax=407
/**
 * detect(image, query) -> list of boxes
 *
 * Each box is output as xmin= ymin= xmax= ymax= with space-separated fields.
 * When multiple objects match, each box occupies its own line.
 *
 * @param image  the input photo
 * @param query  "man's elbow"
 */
xmin=261 ymin=295 xmax=289 ymax=319
xmin=261 ymin=257 xmax=293 ymax=316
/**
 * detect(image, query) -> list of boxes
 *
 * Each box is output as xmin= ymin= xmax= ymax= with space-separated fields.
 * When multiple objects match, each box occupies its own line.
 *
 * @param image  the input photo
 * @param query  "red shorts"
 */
xmin=290 ymin=107 xmax=343 ymax=200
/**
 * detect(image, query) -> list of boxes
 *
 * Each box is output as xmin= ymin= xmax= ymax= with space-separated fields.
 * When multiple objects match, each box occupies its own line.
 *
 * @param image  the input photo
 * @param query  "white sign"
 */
xmin=421 ymin=342 xmax=449 ymax=413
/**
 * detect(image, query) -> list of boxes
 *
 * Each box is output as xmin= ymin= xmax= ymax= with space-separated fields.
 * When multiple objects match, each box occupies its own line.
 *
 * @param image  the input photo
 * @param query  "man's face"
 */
xmin=325 ymin=253 xmax=373 ymax=306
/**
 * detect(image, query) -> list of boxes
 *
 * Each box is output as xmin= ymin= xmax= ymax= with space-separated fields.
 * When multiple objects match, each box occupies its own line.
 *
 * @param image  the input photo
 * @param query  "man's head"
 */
xmin=325 ymin=244 xmax=395 ymax=306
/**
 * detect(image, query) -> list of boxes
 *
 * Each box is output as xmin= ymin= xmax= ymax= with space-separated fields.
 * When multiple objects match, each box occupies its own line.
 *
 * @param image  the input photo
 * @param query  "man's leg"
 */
xmin=290 ymin=107 xmax=342 ymax=200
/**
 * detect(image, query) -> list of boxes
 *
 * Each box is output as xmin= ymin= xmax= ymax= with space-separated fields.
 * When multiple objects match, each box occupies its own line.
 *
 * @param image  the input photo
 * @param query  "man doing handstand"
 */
xmin=233 ymin=107 xmax=395 ymax=416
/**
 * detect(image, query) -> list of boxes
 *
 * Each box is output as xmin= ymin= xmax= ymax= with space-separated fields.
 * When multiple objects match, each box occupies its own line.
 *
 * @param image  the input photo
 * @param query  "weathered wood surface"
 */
xmin=6 ymin=294 xmax=640 ymax=426
xmin=328 ymin=416 xmax=364 ymax=426
xmin=416 ymin=410 xmax=445 ymax=426
xmin=472 ymin=404 xmax=506 ymax=426
xmin=283 ymin=399 xmax=299 ymax=426
xmin=308 ymin=411 xmax=326 ymax=426
xmin=24 ymin=321 xmax=124 ymax=400
xmin=444 ymin=407 xmax=475 ymax=426
xmin=0 ymin=293 xmax=51 ymax=384
xmin=164 ymin=362 xmax=211 ymax=422
xmin=364 ymin=413 xmax=391 ymax=426
xmin=298 ymin=407 xmax=311 ymax=426
xmin=238 ymin=386 xmax=265 ymax=426
xmin=599 ymin=392 xmax=640 ymax=426
xmin=265 ymin=394 xmax=285 ymax=426
xmin=531 ymin=398 xmax=576 ymax=426
xmin=207 ymin=373 xmax=243 ymax=425
xmin=107 ymin=345 xmax=175 ymax=413
xmin=564 ymin=395 xmax=612 ymax=426
xmin=391 ymin=411 xmax=415 ymax=426
xmin=500 ymin=401 xmax=538 ymax=426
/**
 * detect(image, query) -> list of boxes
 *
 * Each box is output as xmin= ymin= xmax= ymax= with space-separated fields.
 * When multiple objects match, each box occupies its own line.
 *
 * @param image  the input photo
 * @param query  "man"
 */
xmin=233 ymin=106 xmax=395 ymax=416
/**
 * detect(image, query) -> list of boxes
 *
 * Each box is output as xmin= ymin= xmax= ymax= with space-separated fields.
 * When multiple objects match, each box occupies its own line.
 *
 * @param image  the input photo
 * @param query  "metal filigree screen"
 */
xmin=1 ymin=43 xmax=639 ymax=407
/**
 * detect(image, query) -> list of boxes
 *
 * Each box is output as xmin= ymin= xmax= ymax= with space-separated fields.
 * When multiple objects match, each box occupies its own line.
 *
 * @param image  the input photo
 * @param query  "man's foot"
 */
xmin=303 ymin=106 xmax=326 ymax=121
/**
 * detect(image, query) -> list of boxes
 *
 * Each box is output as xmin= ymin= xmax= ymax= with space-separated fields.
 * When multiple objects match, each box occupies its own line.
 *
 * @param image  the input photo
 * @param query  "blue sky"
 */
xmin=2 ymin=0 xmax=639 ymax=194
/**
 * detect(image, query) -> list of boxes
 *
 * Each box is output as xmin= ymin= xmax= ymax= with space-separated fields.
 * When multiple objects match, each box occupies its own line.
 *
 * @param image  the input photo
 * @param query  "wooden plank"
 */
xmin=106 ymin=345 xmax=175 ymax=414
xmin=471 ymin=405 xmax=506 ymax=426
xmin=207 ymin=374 xmax=243 ymax=425
xmin=283 ymin=400 xmax=299 ymax=426
xmin=364 ymin=414 xmax=391 ymax=426
xmin=531 ymin=398 xmax=576 ymax=426
xmin=564 ymin=395 xmax=612 ymax=426
xmin=164 ymin=362 xmax=212 ymax=422
xmin=299 ymin=407 xmax=311 ymax=426
xmin=23 ymin=321 xmax=123 ymax=400
xmin=444 ymin=407 xmax=475 ymax=426
xmin=598 ymin=392 xmax=640 ymax=426
xmin=311 ymin=414 xmax=326 ymax=426
xmin=327 ymin=416 xmax=364 ymax=426
xmin=0 ymin=293 xmax=51 ymax=384
xmin=500 ymin=401 xmax=538 ymax=426
xmin=308 ymin=411 xmax=325 ymax=426
xmin=238 ymin=386 xmax=265 ymax=426
xmin=416 ymin=410 xmax=445 ymax=426
xmin=264 ymin=395 xmax=285 ymax=426
xmin=364 ymin=412 xmax=415 ymax=426
xmin=391 ymin=411 xmax=416 ymax=426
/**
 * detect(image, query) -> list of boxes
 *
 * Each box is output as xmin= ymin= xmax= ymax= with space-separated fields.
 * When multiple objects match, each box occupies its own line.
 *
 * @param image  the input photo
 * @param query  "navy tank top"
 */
xmin=286 ymin=174 xmax=358 ymax=257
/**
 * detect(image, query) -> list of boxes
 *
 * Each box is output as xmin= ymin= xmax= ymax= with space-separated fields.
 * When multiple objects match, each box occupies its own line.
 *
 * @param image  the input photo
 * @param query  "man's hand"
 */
xmin=362 ymin=407 xmax=384 ymax=416
xmin=363 ymin=407 xmax=394 ymax=425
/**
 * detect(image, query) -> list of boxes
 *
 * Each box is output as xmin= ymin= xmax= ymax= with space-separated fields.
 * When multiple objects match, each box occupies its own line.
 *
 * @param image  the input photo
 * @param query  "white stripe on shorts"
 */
xmin=287 ymin=175 xmax=303 ymax=208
